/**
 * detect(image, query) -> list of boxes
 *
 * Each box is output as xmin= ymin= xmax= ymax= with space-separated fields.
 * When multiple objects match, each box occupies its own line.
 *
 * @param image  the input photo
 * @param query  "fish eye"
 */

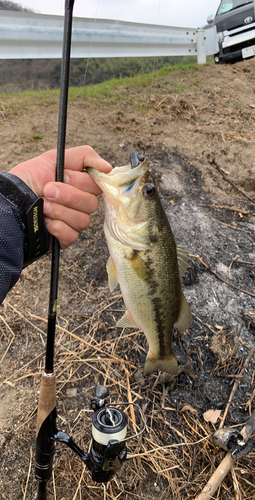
xmin=143 ymin=183 xmax=156 ymax=199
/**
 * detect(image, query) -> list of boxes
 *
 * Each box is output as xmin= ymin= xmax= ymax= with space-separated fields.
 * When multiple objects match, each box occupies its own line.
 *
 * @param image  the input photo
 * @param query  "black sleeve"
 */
xmin=0 ymin=172 xmax=51 ymax=304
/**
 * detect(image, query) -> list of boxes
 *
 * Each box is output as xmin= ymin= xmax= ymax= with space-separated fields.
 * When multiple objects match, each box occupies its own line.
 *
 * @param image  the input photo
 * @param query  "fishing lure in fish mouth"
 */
xmin=88 ymin=154 xmax=192 ymax=376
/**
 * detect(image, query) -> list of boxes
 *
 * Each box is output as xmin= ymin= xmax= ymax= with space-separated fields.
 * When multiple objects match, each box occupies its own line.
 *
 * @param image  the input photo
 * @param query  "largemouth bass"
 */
xmin=87 ymin=159 xmax=191 ymax=375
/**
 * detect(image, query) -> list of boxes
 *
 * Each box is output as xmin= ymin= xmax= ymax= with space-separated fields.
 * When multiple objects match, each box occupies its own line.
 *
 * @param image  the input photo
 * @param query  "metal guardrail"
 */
xmin=0 ymin=11 xmax=218 ymax=63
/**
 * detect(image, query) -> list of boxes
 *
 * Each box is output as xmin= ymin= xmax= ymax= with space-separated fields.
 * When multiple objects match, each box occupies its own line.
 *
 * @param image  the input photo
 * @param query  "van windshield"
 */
xmin=217 ymin=0 xmax=253 ymax=15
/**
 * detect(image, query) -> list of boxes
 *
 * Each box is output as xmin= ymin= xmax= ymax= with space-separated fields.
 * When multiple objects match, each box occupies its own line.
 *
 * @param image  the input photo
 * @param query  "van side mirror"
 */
xmin=207 ymin=14 xmax=214 ymax=25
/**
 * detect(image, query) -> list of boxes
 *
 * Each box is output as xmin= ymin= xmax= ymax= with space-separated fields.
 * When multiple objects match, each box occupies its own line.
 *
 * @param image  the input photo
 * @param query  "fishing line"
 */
xmin=80 ymin=0 xmax=100 ymax=96
xmin=150 ymin=0 xmax=162 ymax=95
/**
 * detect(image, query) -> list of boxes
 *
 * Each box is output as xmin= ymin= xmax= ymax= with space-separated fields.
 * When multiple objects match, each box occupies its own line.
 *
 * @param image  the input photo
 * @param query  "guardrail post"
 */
xmin=196 ymin=29 xmax=206 ymax=64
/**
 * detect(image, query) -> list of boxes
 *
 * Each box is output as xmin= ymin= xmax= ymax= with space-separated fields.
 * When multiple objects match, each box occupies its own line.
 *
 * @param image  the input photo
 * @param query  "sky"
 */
xmin=20 ymin=0 xmax=221 ymax=28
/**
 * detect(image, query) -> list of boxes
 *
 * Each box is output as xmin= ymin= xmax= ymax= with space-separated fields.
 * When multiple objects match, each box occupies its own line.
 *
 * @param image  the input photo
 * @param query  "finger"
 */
xmin=10 ymin=147 xmax=112 ymax=199
xmin=63 ymin=170 xmax=102 ymax=196
xmin=45 ymin=219 xmax=81 ymax=249
xmin=63 ymin=146 xmax=112 ymax=173
xmin=83 ymin=153 xmax=112 ymax=173
xmin=43 ymin=184 xmax=99 ymax=213
xmin=43 ymin=200 xmax=91 ymax=232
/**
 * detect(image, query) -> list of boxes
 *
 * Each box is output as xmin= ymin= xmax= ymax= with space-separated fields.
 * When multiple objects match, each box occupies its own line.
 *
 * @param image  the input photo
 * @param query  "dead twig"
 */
xmin=192 ymin=312 xmax=217 ymax=334
xmin=204 ymin=204 xmax=252 ymax=215
xmin=72 ymin=465 xmax=86 ymax=500
xmin=153 ymin=97 xmax=167 ymax=110
xmin=30 ymin=313 xmax=137 ymax=368
xmin=195 ymin=412 xmax=255 ymax=500
xmin=212 ymin=218 xmax=240 ymax=231
xmin=231 ymin=467 xmax=241 ymax=500
xmin=245 ymin=386 xmax=255 ymax=416
xmin=128 ymin=434 xmax=209 ymax=459
xmin=0 ymin=314 xmax=15 ymax=364
xmin=122 ymin=365 xmax=137 ymax=433
xmin=52 ymin=469 xmax=57 ymax=500
xmin=211 ymin=159 xmax=255 ymax=205
xmin=221 ymin=130 xmax=248 ymax=143
xmin=23 ymin=446 xmax=33 ymax=500
xmin=219 ymin=345 xmax=255 ymax=429
xmin=228 ymin=255 xmax=239 ymax=280
xmin=191 ymin=254 xmax=255 ymax=299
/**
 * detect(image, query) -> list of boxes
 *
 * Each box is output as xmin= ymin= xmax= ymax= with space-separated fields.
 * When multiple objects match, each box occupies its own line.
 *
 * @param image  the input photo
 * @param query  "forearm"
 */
xmin=0 ymin=172 xmax=50 ymax=304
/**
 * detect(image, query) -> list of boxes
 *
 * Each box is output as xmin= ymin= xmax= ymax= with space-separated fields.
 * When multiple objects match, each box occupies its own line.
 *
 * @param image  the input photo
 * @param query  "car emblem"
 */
xmin=244 ymin=16 xmax=253 ymax=24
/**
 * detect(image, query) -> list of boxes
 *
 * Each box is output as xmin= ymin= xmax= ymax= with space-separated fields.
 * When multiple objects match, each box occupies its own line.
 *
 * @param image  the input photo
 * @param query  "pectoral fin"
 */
xmin=127 ymin=252 xmax=150 ymax=282
xmin=116 ymin=311 xmax=137 ymax=328
xmin=106 ymin=256 xmax=118 ymax=292
xmin=174 ymin=291 xmax=192 ymax=332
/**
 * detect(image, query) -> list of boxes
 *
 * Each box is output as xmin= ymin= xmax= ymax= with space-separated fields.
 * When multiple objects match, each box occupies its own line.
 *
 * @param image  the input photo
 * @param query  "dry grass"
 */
xmin=0 ymin=285 xmax=254 ymax=500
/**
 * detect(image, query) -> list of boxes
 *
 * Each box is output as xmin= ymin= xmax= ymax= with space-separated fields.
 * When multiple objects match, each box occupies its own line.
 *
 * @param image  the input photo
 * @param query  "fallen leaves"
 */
xmin=203 ymin=409 xmax=221 ymax=424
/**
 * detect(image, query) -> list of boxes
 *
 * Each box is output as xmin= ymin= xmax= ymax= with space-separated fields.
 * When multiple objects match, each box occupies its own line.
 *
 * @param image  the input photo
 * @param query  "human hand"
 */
xmin=10 ymin=146 xmax=112 ymax=249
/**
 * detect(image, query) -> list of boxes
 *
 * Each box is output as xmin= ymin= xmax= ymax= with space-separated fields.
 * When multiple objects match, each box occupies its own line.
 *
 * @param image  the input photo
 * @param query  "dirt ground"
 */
xmin=0 ymin=59 xmax=255 ymax=500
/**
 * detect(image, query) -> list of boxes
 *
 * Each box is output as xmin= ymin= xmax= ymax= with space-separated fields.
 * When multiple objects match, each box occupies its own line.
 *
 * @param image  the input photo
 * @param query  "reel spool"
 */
xmin=92 ymin=407 xmax=128 ymax=445
xmin=90 ymin=406 xmax=128 ymax=482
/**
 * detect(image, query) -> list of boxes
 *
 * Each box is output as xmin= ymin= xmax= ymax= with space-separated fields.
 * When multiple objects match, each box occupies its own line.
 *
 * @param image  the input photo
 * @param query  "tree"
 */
xmin=0 ymin=1 xmax=33 ymax=12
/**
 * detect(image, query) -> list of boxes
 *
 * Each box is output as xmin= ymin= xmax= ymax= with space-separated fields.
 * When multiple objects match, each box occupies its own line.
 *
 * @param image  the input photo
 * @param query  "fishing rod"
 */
xmin=34 ymin=1 xmax=146 ymax=497
xmin=35 ymin=1 xmax=75 ymax=498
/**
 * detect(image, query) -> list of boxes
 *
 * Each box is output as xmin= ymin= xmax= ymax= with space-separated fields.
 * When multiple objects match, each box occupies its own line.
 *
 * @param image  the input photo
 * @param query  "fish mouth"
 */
xmin=87 ymin=160 xmax=147 ymax=205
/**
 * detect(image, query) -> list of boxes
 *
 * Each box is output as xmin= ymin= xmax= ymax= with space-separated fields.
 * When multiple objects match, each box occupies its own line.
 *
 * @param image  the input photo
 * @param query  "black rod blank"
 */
xmin=38 ymin=482 xmax=47 ymax=500
xmin=45 ymin=0 xmax=75 ymax=373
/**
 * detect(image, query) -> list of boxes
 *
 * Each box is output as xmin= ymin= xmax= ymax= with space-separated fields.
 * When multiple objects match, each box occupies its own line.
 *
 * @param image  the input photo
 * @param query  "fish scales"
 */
xmin=87 ymin=159 xmax=192 ymax=376
xmin=106 ymin=222 xmax=180 ymax=356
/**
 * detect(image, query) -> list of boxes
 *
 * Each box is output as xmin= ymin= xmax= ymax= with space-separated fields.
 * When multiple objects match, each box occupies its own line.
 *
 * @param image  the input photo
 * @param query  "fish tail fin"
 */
xmin=144 ymin=351 xmax=178 ymax=376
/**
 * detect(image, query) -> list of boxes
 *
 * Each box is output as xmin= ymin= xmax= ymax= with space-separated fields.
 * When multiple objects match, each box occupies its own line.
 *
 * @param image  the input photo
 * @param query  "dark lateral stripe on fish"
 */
xmin=146 ymin=242 xmax=180 ymax=360
xmin=151 ymin=295 xmax=168 ymax=358
xmin=146 ymin=255 xmax=170 ymax=359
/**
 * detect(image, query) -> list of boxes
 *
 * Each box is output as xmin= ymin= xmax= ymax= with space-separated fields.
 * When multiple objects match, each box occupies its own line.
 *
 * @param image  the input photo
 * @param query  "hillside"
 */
xmin=0 ymin=55 xmax=198 ymax=93
xmin=0 ymin=60 xmax=254 ymax=500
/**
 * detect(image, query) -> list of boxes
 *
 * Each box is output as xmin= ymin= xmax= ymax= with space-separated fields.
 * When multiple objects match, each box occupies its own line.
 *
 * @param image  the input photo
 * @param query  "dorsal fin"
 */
xmin=174 ymin=291 xmax=192 ymax=333
xmin=177 ymin=245 xmax=189 ymax=279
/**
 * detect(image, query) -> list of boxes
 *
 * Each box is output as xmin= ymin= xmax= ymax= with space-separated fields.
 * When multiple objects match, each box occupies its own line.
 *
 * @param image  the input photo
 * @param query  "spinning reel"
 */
xmin=35 ymin=384 xmax=146 ymax=488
